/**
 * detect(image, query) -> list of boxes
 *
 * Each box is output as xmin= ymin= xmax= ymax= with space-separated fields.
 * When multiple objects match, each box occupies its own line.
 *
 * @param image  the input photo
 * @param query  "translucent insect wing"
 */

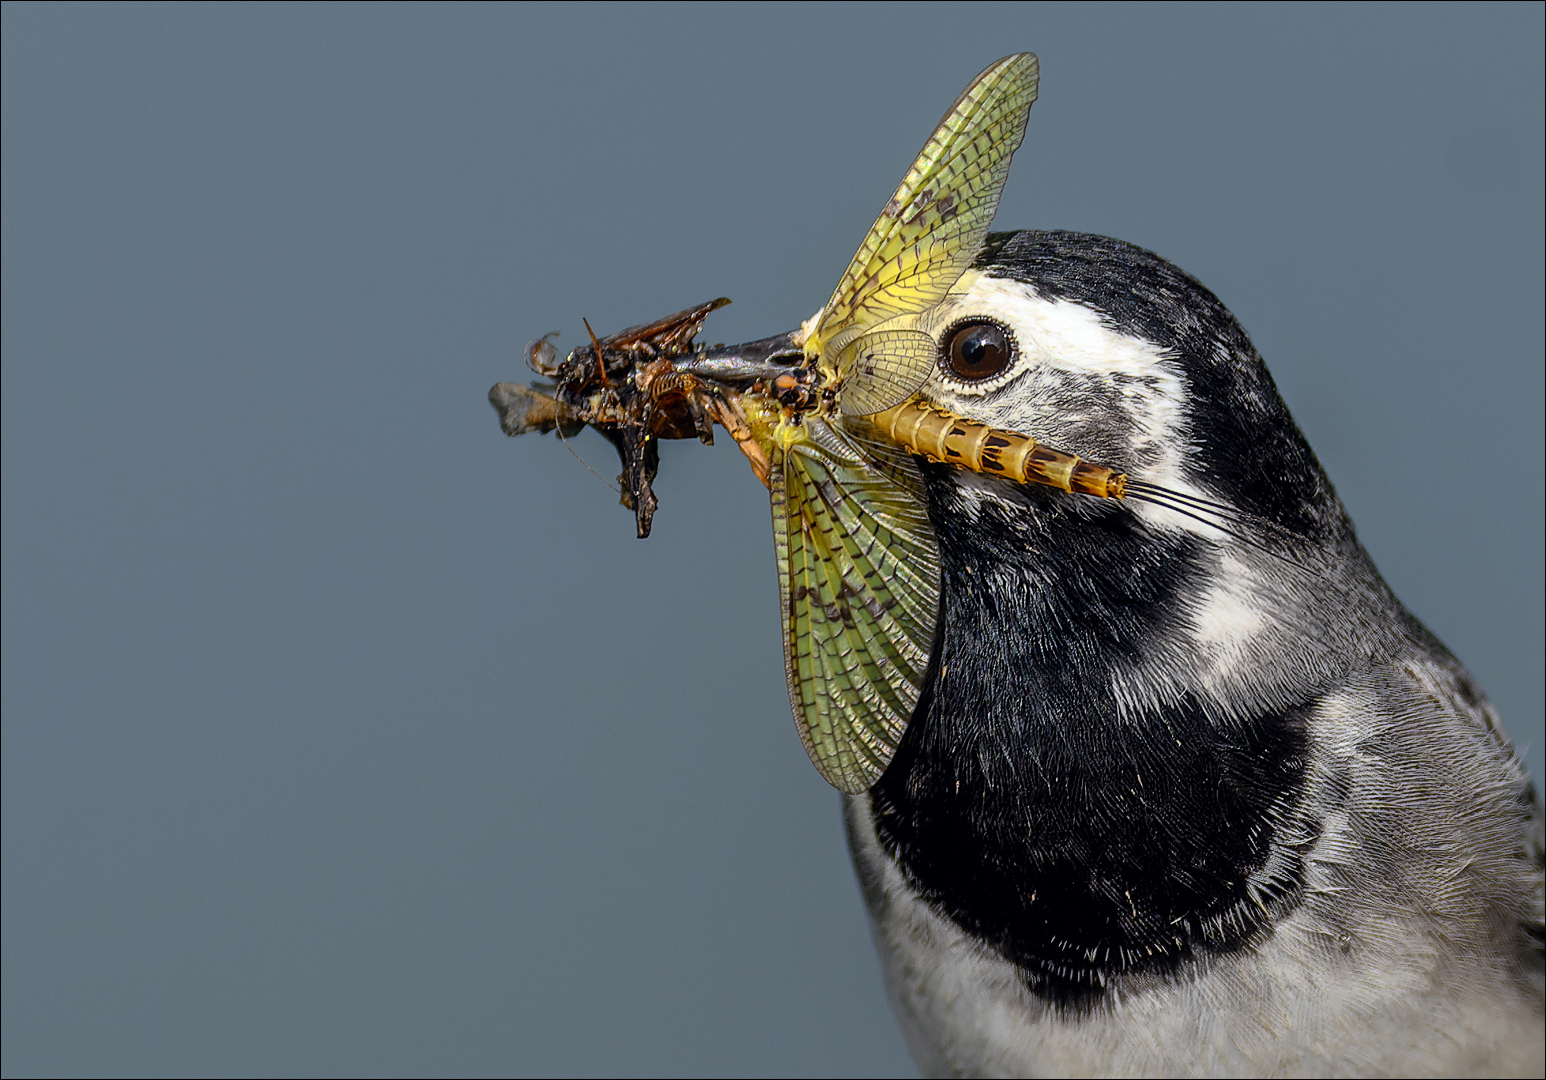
xmin=769 ymin=55 xmax=1037 ymax=789
xmin=771 ymin=420 xmax=941 ymax=792
xmin=834 ymin=328 xmax=938 ymax=418
xmin=813 ymin=53 xmax=1039 ymax=414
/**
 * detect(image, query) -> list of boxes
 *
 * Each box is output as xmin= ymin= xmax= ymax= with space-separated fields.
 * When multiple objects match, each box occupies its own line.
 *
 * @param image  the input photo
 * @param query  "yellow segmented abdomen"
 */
xmin=872 ymin=398 xmax=1127 ymax=500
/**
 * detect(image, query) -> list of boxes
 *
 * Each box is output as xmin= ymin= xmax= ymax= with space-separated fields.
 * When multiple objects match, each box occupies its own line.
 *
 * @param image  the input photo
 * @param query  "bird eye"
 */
xmin=942 ymin=321 xmax=1015 ymax=381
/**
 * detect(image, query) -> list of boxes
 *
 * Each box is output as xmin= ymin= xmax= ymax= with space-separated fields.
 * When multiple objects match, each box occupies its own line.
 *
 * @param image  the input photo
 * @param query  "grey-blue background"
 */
xmin=4 ymin=4 xmax=1541 ymax=1077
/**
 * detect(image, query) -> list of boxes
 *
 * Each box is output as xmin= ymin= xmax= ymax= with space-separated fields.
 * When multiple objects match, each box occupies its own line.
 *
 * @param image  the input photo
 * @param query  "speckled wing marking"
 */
xmin=771 ymin=418 xmax=940 ymax=793
xmin=812 ymin=53 xmax=1039 ymax=414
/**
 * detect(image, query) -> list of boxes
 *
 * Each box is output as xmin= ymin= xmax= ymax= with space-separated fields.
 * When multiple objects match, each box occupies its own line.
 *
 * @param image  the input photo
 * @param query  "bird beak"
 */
xmin=674 ymin=331 xmax=807 ymax=385
xmin=669 ymin=330 xmax=812 ymax=494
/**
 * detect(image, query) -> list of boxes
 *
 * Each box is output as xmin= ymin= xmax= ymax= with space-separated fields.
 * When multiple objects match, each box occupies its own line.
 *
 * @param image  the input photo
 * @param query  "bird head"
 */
xmin=669 ymin=53 xmax=1391 ymax=794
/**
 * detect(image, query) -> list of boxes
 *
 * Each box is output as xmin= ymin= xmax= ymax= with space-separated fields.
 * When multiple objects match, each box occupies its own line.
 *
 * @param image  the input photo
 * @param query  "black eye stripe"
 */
xmin=942 ymin=320 xmax=1016 ymax=382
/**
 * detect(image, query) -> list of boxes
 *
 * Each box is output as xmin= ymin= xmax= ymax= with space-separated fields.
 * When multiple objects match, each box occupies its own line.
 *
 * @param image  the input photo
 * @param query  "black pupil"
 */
xmin=947 ymin=323 xmax=1011 ymax=380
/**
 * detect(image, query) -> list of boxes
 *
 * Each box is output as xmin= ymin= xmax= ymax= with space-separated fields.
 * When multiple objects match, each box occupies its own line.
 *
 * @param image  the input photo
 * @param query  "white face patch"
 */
xmin=914 ymin=272 xmax=1240 ymax=543
xmin=1190 ymin=553 xmax=1268 ymax=688
xmin=926 ymin=274 xmax=1187 ymax=467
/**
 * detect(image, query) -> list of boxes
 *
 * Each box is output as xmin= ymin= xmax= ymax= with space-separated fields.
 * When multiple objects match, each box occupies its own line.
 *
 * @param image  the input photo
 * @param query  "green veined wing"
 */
xmin=806 ymin=53 xmax=1039 ymax=416
xmin=831 ymin=327 xmax=939 ymax=419
xmin=771 ymin=417 xmax=940 ymax=793
xmin=765 ymin=55 xmax=1037 ymax=789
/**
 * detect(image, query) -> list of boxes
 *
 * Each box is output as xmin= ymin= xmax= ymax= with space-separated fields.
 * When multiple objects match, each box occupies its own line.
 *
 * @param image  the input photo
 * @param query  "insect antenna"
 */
xmin=582 ymin=318 xmax=612 ymax=388
xmin=551 ymin=418 xmax=621 ymax=496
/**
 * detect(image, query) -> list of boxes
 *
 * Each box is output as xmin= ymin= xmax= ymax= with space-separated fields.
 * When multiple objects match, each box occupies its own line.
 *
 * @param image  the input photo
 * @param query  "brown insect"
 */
xmin=488 ymin=298 xmax=780 ymax=537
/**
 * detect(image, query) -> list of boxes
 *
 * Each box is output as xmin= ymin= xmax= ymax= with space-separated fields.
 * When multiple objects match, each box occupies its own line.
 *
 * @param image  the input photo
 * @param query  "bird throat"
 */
xmin=869 ymin=469 xmax=1317 ymax=1008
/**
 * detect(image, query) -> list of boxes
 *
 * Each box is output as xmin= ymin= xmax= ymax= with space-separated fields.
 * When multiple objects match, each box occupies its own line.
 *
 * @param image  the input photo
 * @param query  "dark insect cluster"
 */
xmin=490 ymin=298 xmax=756 ymax=538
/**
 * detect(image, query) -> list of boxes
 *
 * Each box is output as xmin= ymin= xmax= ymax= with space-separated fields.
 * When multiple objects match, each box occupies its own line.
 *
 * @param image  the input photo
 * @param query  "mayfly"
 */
xmin=490 ymin=54 xmax=1130 ymax=790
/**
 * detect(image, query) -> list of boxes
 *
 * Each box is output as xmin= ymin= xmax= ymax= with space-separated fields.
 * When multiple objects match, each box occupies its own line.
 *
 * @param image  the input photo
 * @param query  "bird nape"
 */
xmin=491 ymin=53 xmax=1544 ymax=1078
